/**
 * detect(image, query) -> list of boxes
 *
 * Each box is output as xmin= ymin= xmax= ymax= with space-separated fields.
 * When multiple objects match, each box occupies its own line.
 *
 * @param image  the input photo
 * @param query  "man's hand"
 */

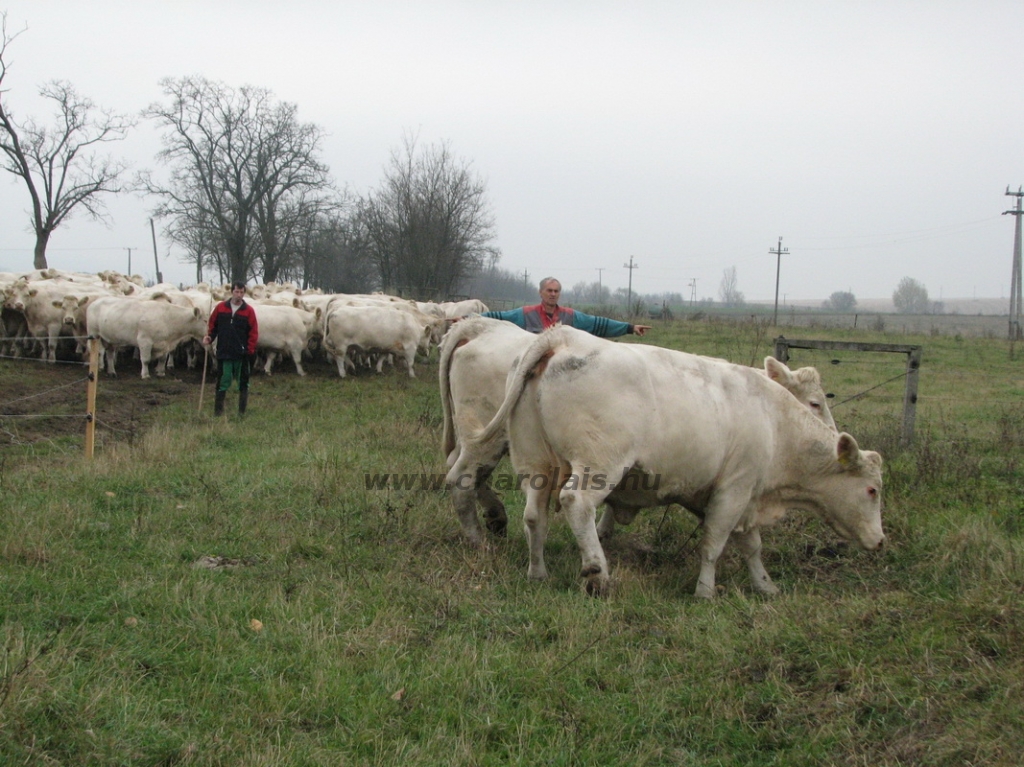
xmin=632 ymin=324 xmax=652 ymax=337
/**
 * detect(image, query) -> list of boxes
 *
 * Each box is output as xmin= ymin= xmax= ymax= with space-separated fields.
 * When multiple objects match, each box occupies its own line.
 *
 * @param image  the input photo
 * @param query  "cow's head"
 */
xmin=764 ymin=356 xmax=836 ymax=429
xmin=54 ymin=294 xmax=83 ymax=326
xmin=817 ymin=433 xmax=885 ymax=551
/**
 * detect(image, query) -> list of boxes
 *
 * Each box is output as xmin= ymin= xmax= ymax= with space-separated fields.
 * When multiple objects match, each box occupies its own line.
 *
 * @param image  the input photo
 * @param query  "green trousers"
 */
xmin=217 ymin=358 xmax=251 ymax=393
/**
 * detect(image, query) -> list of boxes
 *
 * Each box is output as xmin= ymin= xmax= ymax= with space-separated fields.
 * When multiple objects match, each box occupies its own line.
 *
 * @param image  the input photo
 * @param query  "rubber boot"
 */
xmin=214 ymin=389 xmax=226 ymax=416
xmin=238 ymin=389 xmax=248 ymax=417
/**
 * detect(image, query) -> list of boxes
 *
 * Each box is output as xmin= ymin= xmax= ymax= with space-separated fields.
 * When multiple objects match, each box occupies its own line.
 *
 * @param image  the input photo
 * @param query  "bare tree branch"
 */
xmin=0 ymin=14 xmax=134 ymax=269
xmin=359 ymin=133 xmax=500 ymax=298
xmin=139 ymin=76 xmax=334 ymax=284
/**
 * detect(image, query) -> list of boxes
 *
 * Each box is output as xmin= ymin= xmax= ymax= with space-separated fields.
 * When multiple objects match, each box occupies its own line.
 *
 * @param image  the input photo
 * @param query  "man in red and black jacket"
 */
xmin=203 ymin=281 xmax=259 ymax=416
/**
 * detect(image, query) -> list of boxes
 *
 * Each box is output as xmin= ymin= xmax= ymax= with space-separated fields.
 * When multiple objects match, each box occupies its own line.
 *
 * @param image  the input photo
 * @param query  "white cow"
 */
xmin=252 ymin=302 xmax=322 ymax=376
xmin=86 ymin=296 xmax=207 ymax=378
xmin=473 ymin=325 xmax=885 ymax=597
xmin=2 ymin=278 xmax=102 ymax=362
xmin=440 ymin=316 xmax=837 ymax=547
xmin=322 ymin=304 xmax=438 ymax=378
xmin=439 ymin=299 xmax=489 ymax=318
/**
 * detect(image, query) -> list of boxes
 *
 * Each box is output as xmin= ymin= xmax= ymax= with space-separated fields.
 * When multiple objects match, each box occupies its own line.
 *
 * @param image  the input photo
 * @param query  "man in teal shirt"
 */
xmin=481 ymin=277 xmax=651 ymax=338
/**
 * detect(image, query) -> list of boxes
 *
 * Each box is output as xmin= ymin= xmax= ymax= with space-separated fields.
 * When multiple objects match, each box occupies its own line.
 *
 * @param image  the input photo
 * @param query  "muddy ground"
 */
xmin=0 ymin=346 xmax=212 ymax=453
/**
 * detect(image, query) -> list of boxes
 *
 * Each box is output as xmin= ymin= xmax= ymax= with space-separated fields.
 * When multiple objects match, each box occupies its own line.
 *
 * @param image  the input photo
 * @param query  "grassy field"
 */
xmin=2 ymin=317 xmax=1023 ymax=765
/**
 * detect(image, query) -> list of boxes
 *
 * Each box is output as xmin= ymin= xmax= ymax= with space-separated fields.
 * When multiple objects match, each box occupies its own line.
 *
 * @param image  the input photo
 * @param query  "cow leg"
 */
xmin=559 ymin=482 xmax=611 ymax=596
xmin=264 ymin=352 xmax=276 ymax=376
xmin=446 ymin=444 xmax=507 ymax=546
xmin=103 ymin=343 xmax=118 ymax=376
xmin=334 ymin=346 xmax=349 ymax=378
xmin=522 ymin=473 xmax=555 ymax=582
xmin=138 ymin=341 xmax=153 ymax=379
xmin=731 ymin=527 xmax=779 ymax=596
xmin=290 ymin=349 xmax=306 ymax=376
xmin=478 ymin=479 xmax=507 ymax=536
xmin=46 ymin=332 xmax=59 ymax=362
xmin=695 ymin=488 xmax=755 ymax=599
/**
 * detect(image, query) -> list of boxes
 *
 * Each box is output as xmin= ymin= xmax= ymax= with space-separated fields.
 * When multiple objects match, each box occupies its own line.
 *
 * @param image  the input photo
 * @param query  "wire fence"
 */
xmin=1 ymin=338 xmax=121 ymax=455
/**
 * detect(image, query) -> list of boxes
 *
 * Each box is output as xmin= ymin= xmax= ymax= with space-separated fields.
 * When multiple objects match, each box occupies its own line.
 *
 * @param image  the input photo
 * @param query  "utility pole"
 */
xmin=688 ymin=278 xmax=697 ymax=306
xmin=769 ymin=236 xmax=788 ymax=325
xmin=150 ymin=219 xmax=163 ymax=284
xmin=125 ymin=247 xmax=133 ymax=275
xmin=595 ymin=267 xmax=604 ymax=301
xmin=1003 ymin=186 xmax=1024 ymax=340
xmin=623 ymin=256 xmax=638 ymax=316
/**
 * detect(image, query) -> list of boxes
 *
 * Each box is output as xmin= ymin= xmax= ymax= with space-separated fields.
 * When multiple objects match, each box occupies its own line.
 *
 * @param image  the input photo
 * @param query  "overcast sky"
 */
xmin=1 ymin=1 xmax=1022 ymax=301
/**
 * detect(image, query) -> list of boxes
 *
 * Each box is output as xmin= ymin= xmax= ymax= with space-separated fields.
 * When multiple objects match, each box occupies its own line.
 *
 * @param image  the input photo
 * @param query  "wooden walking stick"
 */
xmin=198 ymin=344 xmax=210 ymax=415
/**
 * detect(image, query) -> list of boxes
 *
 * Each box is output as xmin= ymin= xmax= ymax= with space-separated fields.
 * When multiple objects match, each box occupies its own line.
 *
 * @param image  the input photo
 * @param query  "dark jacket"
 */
xmin=207 ymin=299 xmax=259 ymax=360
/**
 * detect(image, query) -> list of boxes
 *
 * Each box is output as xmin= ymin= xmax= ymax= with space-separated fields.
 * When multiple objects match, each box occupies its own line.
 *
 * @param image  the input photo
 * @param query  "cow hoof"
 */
xmin=581 ymin=565 xmax=609 ymax=597
xmin=484 ymin=515 xmax=508 ymax=537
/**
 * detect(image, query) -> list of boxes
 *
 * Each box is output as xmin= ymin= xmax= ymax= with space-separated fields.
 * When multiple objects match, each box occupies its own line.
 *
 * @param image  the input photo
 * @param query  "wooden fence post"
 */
xmin=84 ymin=337 xmax=99 ymax=459
xmin=901 ymin=346 xmax=922 ymax=447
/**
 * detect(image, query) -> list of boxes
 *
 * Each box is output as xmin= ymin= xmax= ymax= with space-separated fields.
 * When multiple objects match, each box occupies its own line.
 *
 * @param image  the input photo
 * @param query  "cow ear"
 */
xmin=862 ymin=450 xmax=883 ymax=470
xmin=836 ymin=433 xmax=862 ymax=467
xmin=52 ymin=300 xmax=63 ymax=308
xmin=764 ymin=356 xmax=790 ymax=385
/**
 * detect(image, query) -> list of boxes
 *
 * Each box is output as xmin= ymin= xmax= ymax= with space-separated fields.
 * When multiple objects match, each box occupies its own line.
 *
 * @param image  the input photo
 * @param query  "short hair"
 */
xmin=539 ymin=277 xmax=561 ymax=291
xmin=231 ymin=281 xmax=246 ymax=292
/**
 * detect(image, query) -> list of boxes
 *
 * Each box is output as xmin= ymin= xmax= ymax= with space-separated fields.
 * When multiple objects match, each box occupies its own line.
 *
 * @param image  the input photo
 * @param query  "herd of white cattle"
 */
xmin=0 ymin=268 xmax=485 ymax=378
xmin=2 ymin=268 xmax=886 ymax=598
xmin=440 ymin=317 xmax=886 ymax=598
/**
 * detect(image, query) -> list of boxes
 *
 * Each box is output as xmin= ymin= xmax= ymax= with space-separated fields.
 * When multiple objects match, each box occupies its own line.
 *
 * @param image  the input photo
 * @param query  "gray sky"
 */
xmin=1 ymin=0 xmax=1022 ymax=301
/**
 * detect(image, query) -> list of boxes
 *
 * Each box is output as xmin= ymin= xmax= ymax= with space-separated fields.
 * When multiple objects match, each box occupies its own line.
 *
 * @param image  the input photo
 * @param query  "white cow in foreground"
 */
xmin=440 ymin=316 xmax=838 ymax=547
xmin=473 ymin=325 xmax=885 ymax=598
xmin=86 ymin=296 xmax=207 ymax=378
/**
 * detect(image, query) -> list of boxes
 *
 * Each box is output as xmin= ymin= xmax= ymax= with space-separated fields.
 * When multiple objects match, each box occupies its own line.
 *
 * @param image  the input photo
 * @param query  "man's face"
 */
xmin=231 ymin=286 xmax=246 ymax=302
xmin=539 ymin=281 xmax=561 ymax=310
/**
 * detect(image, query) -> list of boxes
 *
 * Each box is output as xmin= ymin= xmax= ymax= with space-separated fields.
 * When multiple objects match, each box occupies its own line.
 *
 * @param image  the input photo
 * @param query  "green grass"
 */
xmin=2 ymin=319 xmax=1024 ymax=765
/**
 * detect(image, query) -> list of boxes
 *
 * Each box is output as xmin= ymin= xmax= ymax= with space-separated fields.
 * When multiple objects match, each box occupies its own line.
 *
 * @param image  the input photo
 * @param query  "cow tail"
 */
xmin=475 ymin=328 xmax=561 ymax=445
xmin=439 ymin=318 xmax=490 ymax=460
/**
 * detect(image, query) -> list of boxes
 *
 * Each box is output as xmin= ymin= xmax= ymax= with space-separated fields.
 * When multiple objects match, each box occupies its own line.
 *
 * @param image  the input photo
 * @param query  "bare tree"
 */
xmin=139 ymin=76 xmax=331 ymax=284
xmin=302 ymin=208 xmax=376 ymax=293
xmin=0 ymin=14 xmax=134 ymax=269
xmin=718 ymin=266 xmax=744 ymax=306
xmin=359 ymin=134 xmax=499 ymax=298
xmin=892 ymin=277 xmax=929 ymax=314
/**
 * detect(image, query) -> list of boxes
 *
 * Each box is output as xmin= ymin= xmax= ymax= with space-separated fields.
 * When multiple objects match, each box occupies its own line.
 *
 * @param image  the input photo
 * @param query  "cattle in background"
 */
xmin=473 ymin=325 xmax=884 ymax=597
xmin=439 ymin=298 xmax=489 ymax=318
xmin=86 ymin=296 xmax=207 ymax=379
xmin=322 ymin=303 xmax=444 ymax=378
xmin=440 ymin=316 xmax=839 ymax=547
xmin=1 ymin=278 xmax=112 ymax=362
xmin=252 ymin=302 xmax=322 ymax=376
